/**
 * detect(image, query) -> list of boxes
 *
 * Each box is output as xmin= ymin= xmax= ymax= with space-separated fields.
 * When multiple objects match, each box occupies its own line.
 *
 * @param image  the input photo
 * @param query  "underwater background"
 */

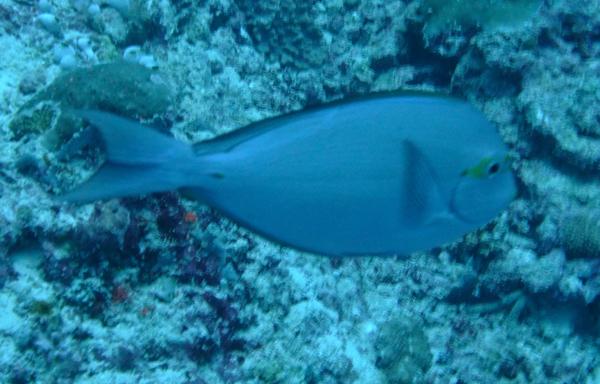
xmin=1 ymin=0 xmax=599 ymax=383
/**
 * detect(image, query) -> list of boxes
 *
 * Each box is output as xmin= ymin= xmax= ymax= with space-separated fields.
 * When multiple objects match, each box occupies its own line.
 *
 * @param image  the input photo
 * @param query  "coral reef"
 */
xmin=7 ymin=61 xmax=174 ymax=197
xmin=235 ymin=1 xmax=326 ymax=69
xmin=422 ymin=0 xmax=541 ymax=39
xmin=0 ymin=0 xmax=599 ymax=383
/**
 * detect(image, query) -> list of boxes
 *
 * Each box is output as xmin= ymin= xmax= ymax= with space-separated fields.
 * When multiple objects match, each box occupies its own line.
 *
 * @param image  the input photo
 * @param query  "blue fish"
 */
xmin=63 ymin=93 xmax=516 ymax=256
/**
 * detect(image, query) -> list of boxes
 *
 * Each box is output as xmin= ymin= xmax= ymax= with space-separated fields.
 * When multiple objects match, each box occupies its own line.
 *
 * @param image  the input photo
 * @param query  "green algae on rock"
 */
xmin=374 ymin=316 xmax=432 ymax=384
xmin=9 ymin=102 xmax=58 ymax=140
xmin=21 ymin=61 xmax=172 ymax=117
xmin=9 ymin=62 xmax=173 ymax=147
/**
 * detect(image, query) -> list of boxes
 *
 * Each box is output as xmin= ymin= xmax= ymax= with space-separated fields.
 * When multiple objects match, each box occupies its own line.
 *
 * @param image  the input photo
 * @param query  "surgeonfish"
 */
xmin=62 ymin=93 xmax=516 ymax=256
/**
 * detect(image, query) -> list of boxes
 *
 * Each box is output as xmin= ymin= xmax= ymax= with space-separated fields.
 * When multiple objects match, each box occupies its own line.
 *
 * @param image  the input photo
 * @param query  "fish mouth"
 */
xmin=448 ymin=191 xmax=478 ymax=225
xmin=449 ymin=171 xmax=517 ymax=225
xmin=448 ymin=181 xmax=490 ymax=225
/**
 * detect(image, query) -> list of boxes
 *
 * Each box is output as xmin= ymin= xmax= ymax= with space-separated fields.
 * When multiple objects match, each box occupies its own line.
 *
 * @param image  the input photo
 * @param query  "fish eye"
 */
xmin=461 ymin=157 xmax=506 ymax=179
xmin=487 ymin=162 xmax=501 ymax=176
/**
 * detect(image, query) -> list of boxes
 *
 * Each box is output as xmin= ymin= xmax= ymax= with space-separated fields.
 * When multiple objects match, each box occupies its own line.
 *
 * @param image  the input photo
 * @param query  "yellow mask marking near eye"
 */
xmin=461 ymin=156 xmax=508 ymax=179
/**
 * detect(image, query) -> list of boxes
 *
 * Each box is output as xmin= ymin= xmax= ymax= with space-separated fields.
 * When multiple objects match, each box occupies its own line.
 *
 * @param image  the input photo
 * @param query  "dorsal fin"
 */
xmin=192 ymin=90 xmax=462 ymax=156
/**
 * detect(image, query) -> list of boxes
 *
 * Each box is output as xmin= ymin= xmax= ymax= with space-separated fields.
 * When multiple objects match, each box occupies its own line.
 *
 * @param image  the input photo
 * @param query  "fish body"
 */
xmin=64 ymin=93 xmax=516 ymax=256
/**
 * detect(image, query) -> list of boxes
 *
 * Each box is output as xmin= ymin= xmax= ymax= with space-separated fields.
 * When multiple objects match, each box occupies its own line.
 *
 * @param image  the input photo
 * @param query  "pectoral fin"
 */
xmin=400 ymin=140 xmax=448 ymax=226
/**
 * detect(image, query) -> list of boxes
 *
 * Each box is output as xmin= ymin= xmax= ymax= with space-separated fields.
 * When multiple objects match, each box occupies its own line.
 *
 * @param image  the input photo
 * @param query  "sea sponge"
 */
xmin=560 ymin=210 xmax=600 ymax=259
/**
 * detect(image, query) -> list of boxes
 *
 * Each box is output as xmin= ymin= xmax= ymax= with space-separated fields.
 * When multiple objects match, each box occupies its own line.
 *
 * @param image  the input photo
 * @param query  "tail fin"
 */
xmin=60 ymin=110 xmax=194 ymax=203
